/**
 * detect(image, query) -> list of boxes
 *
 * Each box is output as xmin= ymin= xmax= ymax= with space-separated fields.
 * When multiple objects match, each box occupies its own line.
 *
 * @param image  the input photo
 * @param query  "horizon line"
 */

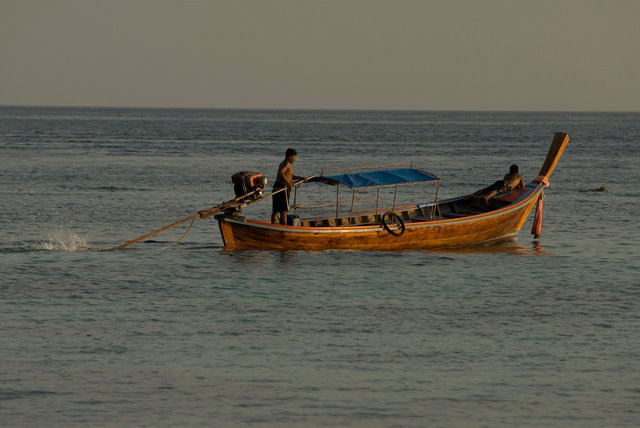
xmin=1 ymin=103 xmax=639 ymax=114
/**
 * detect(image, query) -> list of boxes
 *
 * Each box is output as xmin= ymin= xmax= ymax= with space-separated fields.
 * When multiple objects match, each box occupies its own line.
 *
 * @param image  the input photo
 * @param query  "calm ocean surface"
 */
xmin=1 ymin=107 xmax=639 ymax=427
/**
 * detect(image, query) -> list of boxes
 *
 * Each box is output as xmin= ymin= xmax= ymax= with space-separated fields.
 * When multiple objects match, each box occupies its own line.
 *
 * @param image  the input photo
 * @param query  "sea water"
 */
xmin=1 ymin=107 xmax=639 ymax=427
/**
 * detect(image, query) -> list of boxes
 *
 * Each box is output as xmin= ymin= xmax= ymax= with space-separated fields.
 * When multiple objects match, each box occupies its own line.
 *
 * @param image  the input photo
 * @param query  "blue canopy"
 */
xmin=323 ymin=168 xmax=440 ymax=189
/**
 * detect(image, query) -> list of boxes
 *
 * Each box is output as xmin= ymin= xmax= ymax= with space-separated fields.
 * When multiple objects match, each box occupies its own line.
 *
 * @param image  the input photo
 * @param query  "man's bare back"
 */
xmin=503 ymin=172 xmax=524 ymax=190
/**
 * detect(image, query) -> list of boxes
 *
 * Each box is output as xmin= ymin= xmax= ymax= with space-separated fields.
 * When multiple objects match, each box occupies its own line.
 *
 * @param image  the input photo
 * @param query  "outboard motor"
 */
xmin=231 ymin=171 xmax=268 ymax=200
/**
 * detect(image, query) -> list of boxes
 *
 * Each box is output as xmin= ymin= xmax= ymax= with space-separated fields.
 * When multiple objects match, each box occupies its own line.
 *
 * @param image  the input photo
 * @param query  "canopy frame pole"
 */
xmin=392 ymin=186 xmax=398 ymax=211
xmin=293 ymin=186 xmax=298 ymax=217
xmin=349 ymin=189 xmax=356 ymax=224
xmin=375 ymin=188 xmax=380 ymax=219
xmin=335 ymin=185 xmax=340 ymax=219
xmin=434 ymin=182 xmax=441 ymax=219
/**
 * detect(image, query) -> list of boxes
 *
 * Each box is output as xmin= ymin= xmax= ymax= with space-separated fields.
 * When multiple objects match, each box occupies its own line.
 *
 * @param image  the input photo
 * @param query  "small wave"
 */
xmin=0 ymin=390 xmax=57 ymax=401
xmin=90 ymin=186 xmax=151 ymax=192
xmin=59 ymin=185 xmax=150 ymax=192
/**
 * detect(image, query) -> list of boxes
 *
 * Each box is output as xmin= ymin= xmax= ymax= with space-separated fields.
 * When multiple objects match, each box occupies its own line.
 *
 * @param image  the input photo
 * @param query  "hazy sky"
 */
xmin=2 ymin=0 xmax=639 ymax=110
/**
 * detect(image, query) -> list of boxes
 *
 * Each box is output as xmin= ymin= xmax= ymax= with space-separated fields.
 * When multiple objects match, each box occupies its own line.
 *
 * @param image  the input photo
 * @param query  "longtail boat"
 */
xmin=214 ymin=133 xmax=570 ymax=250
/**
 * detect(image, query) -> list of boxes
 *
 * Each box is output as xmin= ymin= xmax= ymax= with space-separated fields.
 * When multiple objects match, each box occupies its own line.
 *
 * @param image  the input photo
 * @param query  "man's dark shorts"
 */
xmin=272 ymin=186 xmax=290 ymax=212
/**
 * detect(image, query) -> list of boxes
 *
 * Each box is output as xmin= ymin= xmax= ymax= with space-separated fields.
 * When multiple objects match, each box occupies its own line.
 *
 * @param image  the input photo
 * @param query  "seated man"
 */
xmin=472 ymin=164 xmax=524 ymax=202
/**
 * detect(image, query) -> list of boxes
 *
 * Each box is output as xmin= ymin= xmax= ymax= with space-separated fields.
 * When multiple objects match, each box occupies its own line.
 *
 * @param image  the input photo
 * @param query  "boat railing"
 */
xmin=300 ymin=204 xmax=443 ymax=228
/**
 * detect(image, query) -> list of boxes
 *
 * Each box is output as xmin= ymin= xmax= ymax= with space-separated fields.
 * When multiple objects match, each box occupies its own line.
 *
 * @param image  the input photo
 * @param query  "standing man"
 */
xmin=271 ymin=148 xmax=303 ymax=224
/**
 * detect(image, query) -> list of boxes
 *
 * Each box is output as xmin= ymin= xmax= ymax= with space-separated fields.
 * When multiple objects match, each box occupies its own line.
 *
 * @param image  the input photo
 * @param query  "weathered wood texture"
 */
xmin=218 ymin=194 xmax=538 ymax=250
xmin=216 ymin=133 xmax=569 ymax=251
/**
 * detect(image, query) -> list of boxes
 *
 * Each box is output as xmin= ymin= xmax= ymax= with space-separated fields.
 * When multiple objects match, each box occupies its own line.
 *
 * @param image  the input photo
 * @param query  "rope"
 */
xmin=533 ymin=176 xmax=550 ymax=187
xmin=160 ymin=216 xmax=197 ymax=250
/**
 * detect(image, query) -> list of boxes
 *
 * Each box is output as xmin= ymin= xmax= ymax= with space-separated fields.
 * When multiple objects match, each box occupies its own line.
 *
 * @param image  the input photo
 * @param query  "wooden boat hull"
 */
xmin=216 ymin=132 xmax=569 ymax=251
xmin=217 ymin=186 xmax=542 ymax=251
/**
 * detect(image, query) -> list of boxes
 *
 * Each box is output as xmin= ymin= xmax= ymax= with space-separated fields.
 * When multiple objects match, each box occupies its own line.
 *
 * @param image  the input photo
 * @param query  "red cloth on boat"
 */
xmin=532 ymin=194 xmax=544 ymax=239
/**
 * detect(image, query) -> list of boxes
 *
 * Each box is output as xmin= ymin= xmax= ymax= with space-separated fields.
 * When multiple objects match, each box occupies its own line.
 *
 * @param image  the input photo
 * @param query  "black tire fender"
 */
xmin=381 ymin=212 xmax=405 ymax=237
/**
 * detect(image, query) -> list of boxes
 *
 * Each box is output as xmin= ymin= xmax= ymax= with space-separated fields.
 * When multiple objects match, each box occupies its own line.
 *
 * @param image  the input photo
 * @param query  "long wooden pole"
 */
xmin=116 ymin=177 xmax=314 ymax=250
xmin=115 ymin=189 xmax=262 ymax=250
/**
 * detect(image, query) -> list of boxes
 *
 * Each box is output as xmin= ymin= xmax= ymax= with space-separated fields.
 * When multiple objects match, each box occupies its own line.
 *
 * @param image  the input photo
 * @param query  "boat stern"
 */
xmin=215 ymin=214 xmax=240 ymax=250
